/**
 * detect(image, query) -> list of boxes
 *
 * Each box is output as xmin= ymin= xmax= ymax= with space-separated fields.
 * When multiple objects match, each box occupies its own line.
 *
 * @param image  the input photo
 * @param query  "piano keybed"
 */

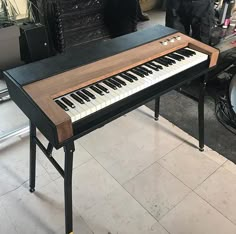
xmin=54 ymin=48 xmax=208 ymax=123
xmin=4 ymin=27 xmax=219 ymax=145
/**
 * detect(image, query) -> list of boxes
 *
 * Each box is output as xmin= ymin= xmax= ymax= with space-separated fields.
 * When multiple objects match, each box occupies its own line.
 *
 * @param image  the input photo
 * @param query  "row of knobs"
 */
xmin=161 ymin=36 xmax=181 ymax=46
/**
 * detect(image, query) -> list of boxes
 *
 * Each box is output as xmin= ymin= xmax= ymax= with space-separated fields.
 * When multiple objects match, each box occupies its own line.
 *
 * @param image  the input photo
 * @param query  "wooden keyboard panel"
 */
xmin=23 ymin=32 xmax=219 ymax=143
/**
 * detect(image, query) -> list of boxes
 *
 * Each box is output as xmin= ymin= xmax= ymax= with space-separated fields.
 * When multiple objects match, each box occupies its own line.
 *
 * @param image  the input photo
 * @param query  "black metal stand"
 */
xmin=29 ymin=121 xmax=75 ymax=234
xmin=28 ymin=71 xmax=207 ymax=233
xmin=154 ymin=97 xmax=160 ymax=121
xmin=198 ymin=74 xmax=207 ymax=151
xmin=29 ymin=122 xmax=36 ymax=193
xmin=64 ymin=143 xmax=75 ymax=234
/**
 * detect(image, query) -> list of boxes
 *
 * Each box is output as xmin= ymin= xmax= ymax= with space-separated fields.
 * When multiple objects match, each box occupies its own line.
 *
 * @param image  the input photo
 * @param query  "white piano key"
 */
xmin=55 ymin=48 xmax=208 ymax=123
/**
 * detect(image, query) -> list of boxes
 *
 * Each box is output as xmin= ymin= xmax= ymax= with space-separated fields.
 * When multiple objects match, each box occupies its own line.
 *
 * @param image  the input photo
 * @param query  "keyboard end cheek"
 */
xmin=57 ymin=119 xmax=73 ymax=143
xmin=188 ymin=41 xmax=219 ymax=68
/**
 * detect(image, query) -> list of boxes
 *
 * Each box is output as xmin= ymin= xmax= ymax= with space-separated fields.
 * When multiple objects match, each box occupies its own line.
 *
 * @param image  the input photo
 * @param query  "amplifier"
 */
xmin=19 ymin=23 xmax=50 ymax=63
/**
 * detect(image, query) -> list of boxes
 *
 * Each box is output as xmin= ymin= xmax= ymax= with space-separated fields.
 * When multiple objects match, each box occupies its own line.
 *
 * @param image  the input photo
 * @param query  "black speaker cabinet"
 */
xmin=19 ymin=23 xmax=50 ymax=63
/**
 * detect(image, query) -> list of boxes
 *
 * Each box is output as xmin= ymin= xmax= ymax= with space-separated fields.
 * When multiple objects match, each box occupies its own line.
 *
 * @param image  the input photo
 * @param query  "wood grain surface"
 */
xmin=23 ymin=32 xmax=219 ymax=143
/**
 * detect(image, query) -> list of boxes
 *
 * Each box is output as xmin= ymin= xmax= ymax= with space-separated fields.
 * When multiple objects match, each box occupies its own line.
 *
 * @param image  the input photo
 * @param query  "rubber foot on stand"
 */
xmin=154 ymin=117 xmax=159 ymax=121
xmin=29 ymin=188 xmax=35 ymax=193
xmin=199 ymin=147 xmax=204 ymax=152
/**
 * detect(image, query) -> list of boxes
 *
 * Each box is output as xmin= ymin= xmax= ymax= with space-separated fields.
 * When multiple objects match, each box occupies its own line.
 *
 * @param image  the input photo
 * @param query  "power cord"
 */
xmin=215 ymin=74 xmax=236 ymax=135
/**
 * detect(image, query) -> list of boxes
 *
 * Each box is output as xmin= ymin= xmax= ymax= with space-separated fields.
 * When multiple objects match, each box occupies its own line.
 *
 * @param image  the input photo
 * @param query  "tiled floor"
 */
xmin=0 ymin=106 xmax=236 ymax=234
xmin=1 ymin=9 xmax=236 ymax=234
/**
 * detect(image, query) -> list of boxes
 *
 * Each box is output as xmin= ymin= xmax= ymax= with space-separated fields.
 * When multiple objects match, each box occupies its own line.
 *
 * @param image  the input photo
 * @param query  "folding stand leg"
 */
xmin=198 ymin=74 xmax=207 ymax=152
xmin=64 ymin=142 xmax=75 ymax=234
xmin=154 ymin=97 xmax=160 ymax=121
xmin=29 ymin=121 xmax=36 ymax=193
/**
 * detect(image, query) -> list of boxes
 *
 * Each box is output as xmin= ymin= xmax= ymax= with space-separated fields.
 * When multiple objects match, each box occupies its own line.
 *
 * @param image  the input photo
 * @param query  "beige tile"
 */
xmin=79 ymin=120 xmax=128 ymax=158
xmin=0 ymin=199 xmax=17 ymax=233
xmin=1 ymin=181 xmax=93 ymax=234
xmin=37 ymin=134 xmax=92 ymax=181
xmin=124 ymin=162 xmax=191 ymax=220
xmin=159 ymin=142 xmax=220 ymax=189
xmin=149 ymin=222 xmax=169 ymax=234
xmin=195 ymin=167 xmax=236 ymax=224
xmin=0 ymin=100 xmax=28 ymax=133
xmin=82 ymin=107 xmax=188 ymax=184
xmin=55 ymin=159 xmax=121 ymax=212
xmin=93 ymin=142 xmax=163 ymax=184
xmin=81 ymin=188 xmax=166 ymax=234
xmin=185 ymin=137 xmax=227 ymax=165
xmin=160 ymin=192 xmax=236 ymax=234
xmin=223 ymin=160 xmax=236 ymax=175
xmin=184 ymin=136 xmax=212 ymax=152
xmin=55 ymin=159 xmax=166 ymax=233
xmin=127 ymin=106 xmax=191 ymax=142
xmin=0 ymin=138 xmax=52 ymax=197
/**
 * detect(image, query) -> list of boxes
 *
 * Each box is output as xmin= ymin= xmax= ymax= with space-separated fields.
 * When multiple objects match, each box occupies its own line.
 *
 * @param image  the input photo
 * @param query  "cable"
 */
xmin=215 ymin=79 xmax=236 ymax=135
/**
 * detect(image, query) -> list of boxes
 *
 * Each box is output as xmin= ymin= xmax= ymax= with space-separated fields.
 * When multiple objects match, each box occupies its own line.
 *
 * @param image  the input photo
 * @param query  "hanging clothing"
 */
xmin=165 ymin=0 xmax=215 ymax=44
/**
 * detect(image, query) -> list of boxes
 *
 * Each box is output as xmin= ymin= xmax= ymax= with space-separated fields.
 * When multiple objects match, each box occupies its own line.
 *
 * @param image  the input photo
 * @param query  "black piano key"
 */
xmin=131 ymin=69 xmax=145 ymax=78
xmin=119 ymin=73 xmax=135 ymax=82
xmin=167 ymin=53 xmax=183 ymax=61
xmin=76 ymin=91 xmax=90 ymax=102
xmin=176 ymin=49 xmax=191 ymax=57
xmin=172 ymin=53 xmax=185 ymax=60
xmin=109 ymin=78 xmax=123 ymax=87
xmin=104 ymin=80 xmax=117 ymax=90
xmin=55 ymin=100 xmax=69 ymax=111
xmin=96 ymin=83 xmax=109 ymax=93
xmin=141 ymin=66 xmax=153 ymax=74
xmin=183 ymin=48 xmax=196 ymax=55
xmin=164 ymin=56 xmax=176 ymax=64
xmin=118 ymin=74 xmax=133 ymax=83
xmin=180 ymin=48 xmax=193 ymax=56
xmin=154 ymin=58 xmax=169 ymax=67
xmin=113 ymin=77 xmax=127 ymax=86
xmin=149 ymin=62 xmax=163 ymax=70
xmin=62 ymin=97 xmax=75 ymax=108
xmin=82 ymin=89 xmax=96 ymax=99
xmin=145 ymin=63 xmax=159 ymax=71
xmin=71 ymin=93 xmax=85 ymax=104
xmin=124 ymin=72 xmax=138 ymax=81
xmin=159 ymin=57 xmax=172 ymax=66
xmin=90 ymin=85 xmax=104 ymax=95
xmin=136 ymin=67 xmax=149 ymax=76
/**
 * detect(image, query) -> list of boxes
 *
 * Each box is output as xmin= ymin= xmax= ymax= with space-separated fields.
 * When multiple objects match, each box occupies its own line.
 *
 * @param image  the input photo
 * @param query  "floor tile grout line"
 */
xmin=86 ymin=152 xmax=171 ymax=233
xmin=192 ymin=162 xmax=224 ymax=191
xmin=120 ymin=141 xmax=185 ymax=187
xmin=220 ymin=160 xmax=236 ymax=175
xmin=74 ymin=135 xmax=207 ymax=233
xmin=155 ymin=161 xmax=194 ymax=192
xmin=158 ymin=189 xmax=193 ymax=223
xmin=0 ymin=180 xmax=29 ymax=199
xmin=192 ymin=190 xmax=236 ymax=227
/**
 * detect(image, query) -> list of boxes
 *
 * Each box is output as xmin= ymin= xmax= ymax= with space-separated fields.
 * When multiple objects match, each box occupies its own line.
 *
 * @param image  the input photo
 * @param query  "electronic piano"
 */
xmin=3 ymin=25 xmax=219 ymax=234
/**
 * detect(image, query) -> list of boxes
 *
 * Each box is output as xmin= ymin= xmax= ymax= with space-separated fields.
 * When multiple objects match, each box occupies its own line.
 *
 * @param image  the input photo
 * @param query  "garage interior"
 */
xmin=0 ymin=1 xmax=236 ymax=234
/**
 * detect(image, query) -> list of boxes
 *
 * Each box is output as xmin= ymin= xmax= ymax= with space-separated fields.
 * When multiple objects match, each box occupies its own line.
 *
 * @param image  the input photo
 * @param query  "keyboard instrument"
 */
xmin=4 ymin=26 xmax=219 ymax=148
xmin=55 ymin=47 xmax=208 ymax=123
xmin=4 ymin=25 xmax=219 ymax=234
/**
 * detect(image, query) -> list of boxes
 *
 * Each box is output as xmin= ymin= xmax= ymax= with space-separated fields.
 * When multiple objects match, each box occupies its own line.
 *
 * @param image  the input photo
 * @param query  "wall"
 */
xmin=7 ymin=0 xmax=28 ymax=19
xmin=0 ymin=25 xmax=22 ymax=71
xmin=0 ymin=1 xmax=27 ymax=72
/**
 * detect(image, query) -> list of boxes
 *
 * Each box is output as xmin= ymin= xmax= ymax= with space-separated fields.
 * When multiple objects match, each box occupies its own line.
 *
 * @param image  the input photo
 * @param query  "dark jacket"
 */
xmin=104 ymin=0 xmax=138 ymax=37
